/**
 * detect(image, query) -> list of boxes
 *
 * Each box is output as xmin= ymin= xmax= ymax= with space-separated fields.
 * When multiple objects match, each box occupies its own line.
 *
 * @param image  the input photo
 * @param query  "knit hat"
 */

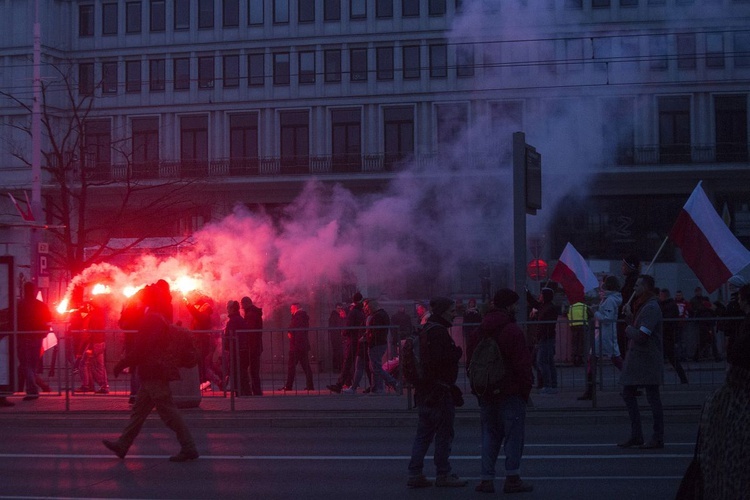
xmin=429 ymin=296 xmax=454 ymax=317
xmin=541 ymin=287 xmax=554 ymax=303
xmin=352 ymin=292 xmax=363 ymax=303
xmin=493 ymin=289 xmax=519 ymax=309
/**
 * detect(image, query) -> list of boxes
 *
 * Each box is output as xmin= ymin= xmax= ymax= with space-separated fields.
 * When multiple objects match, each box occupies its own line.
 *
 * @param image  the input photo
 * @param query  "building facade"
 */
xmin=1 ymin=0 xmax=749 ymax=300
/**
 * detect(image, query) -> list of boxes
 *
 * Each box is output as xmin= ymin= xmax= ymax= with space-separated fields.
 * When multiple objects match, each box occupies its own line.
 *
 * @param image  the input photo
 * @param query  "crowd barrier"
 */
xmin=0 ymin=315 xmax=733 ymax=411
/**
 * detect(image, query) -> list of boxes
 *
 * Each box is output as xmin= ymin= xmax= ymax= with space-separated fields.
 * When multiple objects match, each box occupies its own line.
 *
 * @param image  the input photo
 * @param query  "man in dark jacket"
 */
xmin=103 ymin=281 xmax=198 ymax=462
xmin=407 ymin=296 xmax=467 ymax=489
xmin=280 ymin=303 xmax=314 ymax=391
xmin=241 ymin=296 xmax=264 ymax=396
xmin=658 ymin=288 xmax=688 ymax=384
xmin=473 ymin=289 xmax=534 ymax=494
xmin=363 ymin=298 xmax=400 ymax=394
xmin=327 ymin=292 xmax=365 ymax=393
xmin=224 ymin=300 xmax=247 ymax=396
xmin=529 ymin=288 xmax=558 ymax=394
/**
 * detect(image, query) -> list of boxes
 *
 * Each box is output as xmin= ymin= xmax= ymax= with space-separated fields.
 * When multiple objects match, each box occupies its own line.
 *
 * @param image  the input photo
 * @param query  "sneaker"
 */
xmin=436 ymin=473 xmax=468 ymax=487
xmin=640 ymin=439 xmax=664 ymax=449
xmin=278 ymin=386 xmax=292 ymax=391
xmin=341 ymin=387 xmax=356 ymax=394
xmin=503 ymin=477 xmax=533 ymax=494
xmin=75 ymin=386 xmax=94 ymax=393
xmin=169 ymin=449 xmax=199 ymax=462
xmin=22 ymin=394 xmax=39 ymax=401
xmin=200 ymin=381 xmax=211 ymax=392
xmin=617 ymin=437 xmax=644 ymax=448
xmin=102 ymin=439 xmax=127 ymax=459
xmin=475 ymin=480 xmax=495 ymax=493
xmin=326 ymin=384 xmax=342 ymax=394
xmin=406 ymin=475 xmax=432 ymax=488
xmin=304 ymin=386 xmax=315 ymax=391
xmin=95 ymin=387 xmax=110 ymax=394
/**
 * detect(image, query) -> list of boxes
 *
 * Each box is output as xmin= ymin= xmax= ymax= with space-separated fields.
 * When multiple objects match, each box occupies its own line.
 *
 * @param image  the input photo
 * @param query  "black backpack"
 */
xmin=468 ymin=336 xmax=505 ymax=397
xmin=401 ymin=323 xmax=436 ymax=386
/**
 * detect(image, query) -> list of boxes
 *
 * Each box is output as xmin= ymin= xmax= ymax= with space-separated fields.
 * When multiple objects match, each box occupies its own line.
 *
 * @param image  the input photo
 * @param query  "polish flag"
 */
xmin=550 ymin=243 xmax=599 ymax=304
xmin=670 ymin=182 xmax=750 ymax=293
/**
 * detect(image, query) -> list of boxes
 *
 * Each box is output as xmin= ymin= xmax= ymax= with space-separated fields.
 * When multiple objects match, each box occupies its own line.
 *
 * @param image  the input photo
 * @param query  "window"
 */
xmin=132 ymin=117 xmax=160 ymax=177
xmin=299 ymin=0 xmax=315 ymax=22
xmin=149 ymin=58 xmax=165 ymax=91
xmin=658 ymin=96 xmax=691 ymax=163
xmin=223 ymin=55 xmax=239 ymax=87
xmin=620 ymin=0 xmax=638 ymax=6
xmin=150 ymin=0 xmax=166 ymax=31
xmin=324 ymin=0 xmax=341 ymax=20
xmin=402 ymin=0 xmax=419 ymax=16
xmin=223 ymin=0 xmax=239 ymax=26
xmin=126 ymin=2 xmax=142 ymax=33
xmin=647 ymin=0 xmax=665 ymax=4
xmin=488 ymin=101 xmax=523 ymax=161
xmin=677 ymin=34 xmax=696 ymax=69
xmin=601 ymin=97 xmax=634 ymax=164
xmin=436 ymin=103 xmax=468 ymax=153
xmin=592 ymin=0 xmax=610 ymax=7
xmin=198 ymin=57 xmax=215 ymax=88
xmin=403 ymin=45 xmax=420 ymax=79
xmin=273 ymin=53 xmax=290 ymax=85
xmin=706 ymin=33 xmax=725 ymax=68
xmin=180 ymin=115 xmax=209 ymax=175
xmin=175 ymin=0 xmax=190 ymax=29
xmin=84 ymin=120 xmax=112 ymax=172
xmin=79 ymin=5 xmax=94 ymax=36
xmin=331 ymin=108 xmax=361 ymax=172
xmin=430 ymin=44 xmax=447 ymax=78
xmin=102 ymin=62 xmax=118 ymax=94
xmin=199 ymin=0 xmax=214 ymax=28
xmin=274 ymin=0 xmax=289 ymax=23
xmin=299 ymin=51 xmax=315 ymax=84
xmin=325 ymin=50 xmax=342 ymax=82
xmin=564 ymin=0 xmax=582 ymax=7
xmin=735 ymin=33 xmax=750 ymax=67
xmin=248 ymin=0 xmax=264 ymax=24
xmin=79 ymin=63 xmax=94 ymax=95
xmin=383 ymin=106 xmax=414 ymax=169
xmin=229 ymin=113 xmax=259 ymax=174
xmin=248 ymin=53 xmax=265 ymax=86
xmin=715 ymin=95 xmax=748 ymax=162
xmin=174 ymin=58 xmax=190 ymax=90
xmin=126 ymin=60 xmax=142 ymax=92
xmin=456 ymin=44 xmax=474 ymax=77
xmin=102 ymin=3 xmax=118 ymax=35
xmin=376 ymin=0 xmax=392 ymax=17
xmin=376 ymin=47 xmax=394 ymax=80
xmin=428 ymin=0 xmax=446 ymax=16
xmin=280 ymin=110 xmax=309 ymax=170
xmin=350 ymin=0 xmax=366 ymax=19
xmin=350 ymin=48 xmax=367 ymax=81
xmin=649 ymin=35 xmax=667 ymax=70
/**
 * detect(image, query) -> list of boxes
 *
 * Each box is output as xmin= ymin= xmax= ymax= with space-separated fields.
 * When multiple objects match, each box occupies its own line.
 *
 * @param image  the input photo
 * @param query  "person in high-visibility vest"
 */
xmin=567 ymin=301 xmax=590 ymax=367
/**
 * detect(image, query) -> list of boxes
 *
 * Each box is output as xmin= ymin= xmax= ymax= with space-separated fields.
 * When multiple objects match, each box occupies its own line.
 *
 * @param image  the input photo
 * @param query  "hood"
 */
xmin=604 ymin=290 xmax=623 ymax=307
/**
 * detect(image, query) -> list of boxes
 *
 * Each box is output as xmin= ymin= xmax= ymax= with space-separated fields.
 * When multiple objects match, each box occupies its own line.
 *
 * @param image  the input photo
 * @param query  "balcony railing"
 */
xmin=633 ymin=143 xmax=749 ymax=165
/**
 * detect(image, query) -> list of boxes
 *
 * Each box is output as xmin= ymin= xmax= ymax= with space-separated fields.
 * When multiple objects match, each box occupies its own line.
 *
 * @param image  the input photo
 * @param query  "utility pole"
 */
xmin=30 ymin=0 xmax=44 ymax=291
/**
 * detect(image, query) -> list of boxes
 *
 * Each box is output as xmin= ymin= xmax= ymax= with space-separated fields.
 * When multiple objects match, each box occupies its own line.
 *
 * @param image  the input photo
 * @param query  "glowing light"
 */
xmin=91 ymin=283 xmax=111 ymax=295
xmin=174 ymin=275 xmax=199 ymax=296
xmin=56 ymin=298 xmax=69 ymax=314
xmin=122 ymin=286 xmax=141 ymax=298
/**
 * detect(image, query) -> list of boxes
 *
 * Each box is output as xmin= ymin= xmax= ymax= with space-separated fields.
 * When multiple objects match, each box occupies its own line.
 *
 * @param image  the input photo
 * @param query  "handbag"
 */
xmin=675 ymin=426 xmax=703 ymax=500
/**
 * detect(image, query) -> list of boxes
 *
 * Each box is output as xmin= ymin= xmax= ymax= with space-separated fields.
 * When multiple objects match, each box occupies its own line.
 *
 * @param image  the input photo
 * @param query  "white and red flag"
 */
xmin=550 ymin=242 xmax=599 ymax=304
xmin=670 ymin=182 xmax=750 ymax=293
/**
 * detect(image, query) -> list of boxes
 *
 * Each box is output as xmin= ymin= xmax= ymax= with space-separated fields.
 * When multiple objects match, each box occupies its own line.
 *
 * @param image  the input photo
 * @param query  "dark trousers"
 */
xmin=336 ymin=336 xmax=356 ymax=387
xmin=238 ymin=348 xmax=252 ymax=395
xmin=622 ymin=384 xmax=663 ymax=443
xmin=248 ymin=349 xmax=263 ymax=395
xmin=285 ymin=350 xmax=314 ymax=389
xmin=663 ymin=331 xmax=688 ymax=383
xmin=116 ymin=379 xmax=196 ymax=454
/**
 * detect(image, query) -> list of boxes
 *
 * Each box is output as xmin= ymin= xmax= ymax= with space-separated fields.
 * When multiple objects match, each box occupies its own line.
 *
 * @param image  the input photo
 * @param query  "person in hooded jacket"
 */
xmin=241 ymin=296 xmax=264 ymax=396
xmin=327 ymin=293 xmax=365 ymax=393
xmin=223 ymin=300 xmax=246 ymax=396
xmin=472 ymin=289 xmax=534 ymax=495
xmin=578 ymin=275 xmax=623 ymax=400
xmin=363 ymin=298 xmax=400 ymax=394
xmin=280 ymin=303 xmax=314 ymax=391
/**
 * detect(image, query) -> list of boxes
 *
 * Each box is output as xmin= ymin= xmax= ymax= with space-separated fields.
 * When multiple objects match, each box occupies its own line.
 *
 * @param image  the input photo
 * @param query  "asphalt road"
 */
xmin=0 ymin=420 xmax=696 ymax=499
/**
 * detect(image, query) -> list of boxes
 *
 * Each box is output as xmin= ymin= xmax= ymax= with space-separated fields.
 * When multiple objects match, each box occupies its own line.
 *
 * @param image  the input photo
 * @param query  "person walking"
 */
xmin=657 ymin=288 xmax=688 ymax=384
xmin=223 ymin=300 xmax=247 ymax=395
xmin=362 ymin=298 xmax=400 ymax=394
xmin=16 ymin=282 xmax=51 ymax=401
xmin=241 ymin=296 xmax=264 ymax=396
xmin=531 ymin=288 xmax=558 ymax=394
xmin=103 ymin=281 xmax=198 ymax=462
xmin=617 ymin=274 xmax=665 ymax=450
xmin=407 ymin=297 xmax=467 ymax=489
xmin=472 ymin=289 xmax=534 ymax=494
xmin=280 ymin=303 xmax=314 ymax=391
xmin=327 ymin=293 xmax=365 ymax=393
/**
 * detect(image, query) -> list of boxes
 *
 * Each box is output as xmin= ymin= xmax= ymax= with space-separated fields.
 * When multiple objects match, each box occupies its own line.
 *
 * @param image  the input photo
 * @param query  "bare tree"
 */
xmin=2 ymin=61 xmax=202 ymax=279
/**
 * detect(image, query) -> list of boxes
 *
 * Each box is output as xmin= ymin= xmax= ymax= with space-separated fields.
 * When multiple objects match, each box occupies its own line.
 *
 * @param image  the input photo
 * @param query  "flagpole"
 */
xmin=625 ymin=234 xmax=670 ymax=306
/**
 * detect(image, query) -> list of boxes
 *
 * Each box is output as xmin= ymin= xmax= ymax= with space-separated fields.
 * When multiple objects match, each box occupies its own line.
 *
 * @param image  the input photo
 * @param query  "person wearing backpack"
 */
xmin=406 ymin=296 xmax=467 ymax=489
xmin=474 ymin=289 xmax=534 ymax=495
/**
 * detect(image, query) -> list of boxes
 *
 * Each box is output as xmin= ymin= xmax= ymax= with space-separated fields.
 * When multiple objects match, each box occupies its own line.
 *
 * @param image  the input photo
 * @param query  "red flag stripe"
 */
xmin=550 ymin=261 xmax=586 ymax=304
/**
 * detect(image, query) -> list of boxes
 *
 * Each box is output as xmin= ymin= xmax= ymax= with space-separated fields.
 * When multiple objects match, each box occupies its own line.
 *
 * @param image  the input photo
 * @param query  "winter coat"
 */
xmin=366 ymin=308 xmax=391 ymax=347
xmin=288 ymin=309 xmax=310 ymax=352
xmin=595 ymin=291 xmax=622 ymax=345
xmin=414 ymin=315 xmax=462 ymax=406
xmin=243 ymin=304 xmax=264 ymax=354
xmin=619 ymin=295 xmax=664 ymax=386
xmin=480 ymin=309 xmax=533 ymax=402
